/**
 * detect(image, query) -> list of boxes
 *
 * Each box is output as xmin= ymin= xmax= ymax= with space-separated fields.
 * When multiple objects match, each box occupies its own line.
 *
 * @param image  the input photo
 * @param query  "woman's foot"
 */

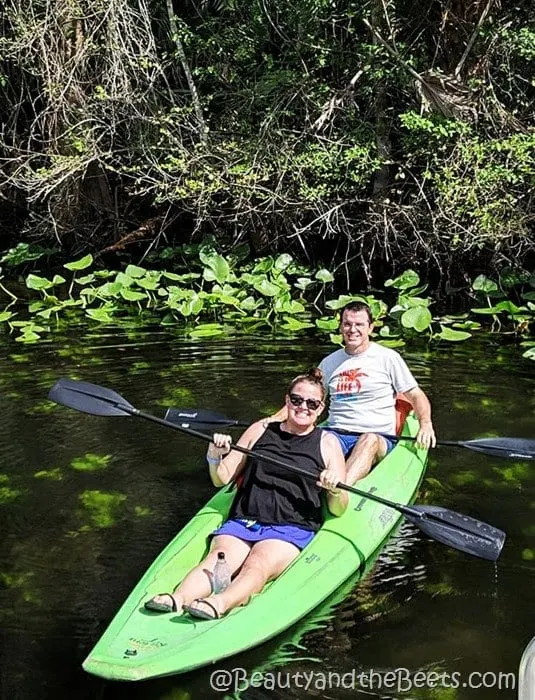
xmin=144 ymin=592 xmax=184 ymax=614
xmin=183 ymin=596 xmax=224 ymax=620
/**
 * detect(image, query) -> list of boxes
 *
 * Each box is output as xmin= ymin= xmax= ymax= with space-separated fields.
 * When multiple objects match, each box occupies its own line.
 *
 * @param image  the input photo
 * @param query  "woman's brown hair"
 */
xmin=287 ymin=367 xmax=325 ymax=399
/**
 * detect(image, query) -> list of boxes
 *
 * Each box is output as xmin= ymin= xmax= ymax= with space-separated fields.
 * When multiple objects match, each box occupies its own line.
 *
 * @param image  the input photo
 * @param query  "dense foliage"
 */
xmin=0 ymin=245 xmax=533 ymax=361
xmin=0 ymin=0 xmax=533 ymax=282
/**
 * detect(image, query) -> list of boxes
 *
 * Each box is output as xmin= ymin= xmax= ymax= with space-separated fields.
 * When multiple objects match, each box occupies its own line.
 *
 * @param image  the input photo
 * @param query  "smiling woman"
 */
xmin=145 ymin=367 xmax=348 ymax=620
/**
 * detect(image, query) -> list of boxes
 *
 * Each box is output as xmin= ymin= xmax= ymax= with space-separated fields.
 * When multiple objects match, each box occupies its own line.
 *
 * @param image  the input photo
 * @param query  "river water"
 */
xmin=0 ymin=323 xmax=534 ymax=700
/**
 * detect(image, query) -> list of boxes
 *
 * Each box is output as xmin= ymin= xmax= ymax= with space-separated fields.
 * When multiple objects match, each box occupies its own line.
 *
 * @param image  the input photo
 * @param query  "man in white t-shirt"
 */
xmin=319 ymin=301 xmax=436 ymax=483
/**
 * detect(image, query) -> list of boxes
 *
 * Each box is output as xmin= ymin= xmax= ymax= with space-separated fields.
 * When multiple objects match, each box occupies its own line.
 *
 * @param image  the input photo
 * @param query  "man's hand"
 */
xmin=416 ymin=421 xmax=436 ymax=449
xmin=262 ymin=405 xmax=288 ymax=428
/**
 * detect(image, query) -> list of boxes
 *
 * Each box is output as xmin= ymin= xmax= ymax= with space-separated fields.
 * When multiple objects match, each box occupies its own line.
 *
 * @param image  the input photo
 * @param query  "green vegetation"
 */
xmin=0 ymin=246 xmax=532 ymax=355
xmin=0 ymin=0 xmax=533 ymax=282
xmin=70 ymin=453 xmax=113 ymax=473
xmin=77 ymin=490 xmax=127 ymax=530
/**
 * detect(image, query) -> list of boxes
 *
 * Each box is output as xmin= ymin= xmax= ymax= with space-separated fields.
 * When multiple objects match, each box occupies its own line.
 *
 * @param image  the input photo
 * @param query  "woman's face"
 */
xmin=285 ymin=380 xmax=324 ymax=427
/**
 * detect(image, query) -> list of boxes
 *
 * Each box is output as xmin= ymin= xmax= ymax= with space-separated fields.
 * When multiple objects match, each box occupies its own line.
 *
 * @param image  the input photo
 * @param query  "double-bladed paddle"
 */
xmin=165 ymin=407 xmax=535 ymax=461
xmin=48 ymin=378 xmax=506 ymax=561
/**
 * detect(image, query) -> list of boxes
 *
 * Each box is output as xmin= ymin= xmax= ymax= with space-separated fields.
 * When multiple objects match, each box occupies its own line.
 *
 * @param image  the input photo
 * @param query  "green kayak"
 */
xmin=82 ymin=413 xmax=428 ymax=681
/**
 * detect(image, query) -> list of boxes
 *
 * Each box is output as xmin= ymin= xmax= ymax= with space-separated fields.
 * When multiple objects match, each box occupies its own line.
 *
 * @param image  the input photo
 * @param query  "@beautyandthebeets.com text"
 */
xmin=209 ymin=667 xmax=517 ymax=694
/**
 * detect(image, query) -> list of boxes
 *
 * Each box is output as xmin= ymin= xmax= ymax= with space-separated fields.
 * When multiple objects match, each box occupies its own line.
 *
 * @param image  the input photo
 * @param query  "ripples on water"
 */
xmin=0 ymin=326 xmax=533 ymax=699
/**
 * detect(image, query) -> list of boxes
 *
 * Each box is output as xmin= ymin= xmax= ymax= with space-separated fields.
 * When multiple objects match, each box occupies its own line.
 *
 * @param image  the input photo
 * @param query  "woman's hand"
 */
xmin=317 ymin=467 xmax=342 ymax=496
xmin=207 ymin=433 xmax=232 ymax=460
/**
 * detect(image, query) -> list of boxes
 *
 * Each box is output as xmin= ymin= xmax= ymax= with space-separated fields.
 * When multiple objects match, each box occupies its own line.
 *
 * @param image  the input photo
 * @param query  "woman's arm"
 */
xmin=207 ymin=421 xmax=266 ymax=487
xmin=318 ymin=432 xmax=349 ymax=516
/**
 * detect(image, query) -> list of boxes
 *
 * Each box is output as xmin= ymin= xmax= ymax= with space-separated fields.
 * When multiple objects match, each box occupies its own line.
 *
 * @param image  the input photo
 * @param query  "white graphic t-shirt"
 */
xmin=318 ymin=343 xmax=418 ymax=434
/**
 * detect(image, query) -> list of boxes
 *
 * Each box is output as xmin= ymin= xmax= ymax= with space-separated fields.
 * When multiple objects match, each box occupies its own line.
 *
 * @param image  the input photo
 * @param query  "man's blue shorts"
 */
xmin=323 ymin=428 xmax=396 ymax=458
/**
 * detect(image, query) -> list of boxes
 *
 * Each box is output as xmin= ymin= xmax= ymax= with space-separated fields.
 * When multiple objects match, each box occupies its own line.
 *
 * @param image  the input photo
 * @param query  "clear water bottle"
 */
xmin=212 ymin=551 xmax=231 ymax=593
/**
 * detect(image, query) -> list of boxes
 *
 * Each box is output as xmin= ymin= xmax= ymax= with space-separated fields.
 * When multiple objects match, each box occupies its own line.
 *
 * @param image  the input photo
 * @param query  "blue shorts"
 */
xmin=324 ymin=429 xmax=396 ymax=458
xmin=212 ymin=518 xmax=315 ymax=550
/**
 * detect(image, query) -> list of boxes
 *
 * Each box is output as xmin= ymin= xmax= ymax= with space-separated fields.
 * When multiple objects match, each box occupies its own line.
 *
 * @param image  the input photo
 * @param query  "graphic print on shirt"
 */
xmin=333 ymin=368 xmax=368 ymax=401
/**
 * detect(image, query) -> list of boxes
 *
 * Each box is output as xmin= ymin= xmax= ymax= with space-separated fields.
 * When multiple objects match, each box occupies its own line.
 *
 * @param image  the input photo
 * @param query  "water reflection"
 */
xmin=0 ymin=326 xmax=533 ymax=699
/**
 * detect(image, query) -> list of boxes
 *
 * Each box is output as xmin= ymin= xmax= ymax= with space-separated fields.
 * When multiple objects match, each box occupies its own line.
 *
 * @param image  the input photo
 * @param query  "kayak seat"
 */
xmin=395 ymin=395 xmax=413 ymax=435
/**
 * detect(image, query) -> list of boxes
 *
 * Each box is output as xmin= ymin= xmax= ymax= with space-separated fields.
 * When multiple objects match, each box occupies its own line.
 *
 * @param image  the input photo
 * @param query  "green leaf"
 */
xmin=377 ymin=339 xmax=406 ymax=348
xmin=522 ymin=291 xmax=535 ymax=301
xmin=325 ymin=294 xmax=368 ymax=310
xmin=161 ymin=271 xmax=183 ymax=281
xmin=274 ymin=254 xmax=293 ymax=271
xmin=495 ymin=300 xmax=524 ymax=314
xmin=315 ymin=317 xmax=339 ymax=331
xmin=64 ymin=254 xmax=93 ymax=271
xmin=26 ymin=274 xmax=53 ymax=291
xmin=1 ymin=242 xmax=52 ymax=266
xmin=189 ymin=324 xmax=225 ymax=338
xmin=200 ymin=248 xmax=230 ymax=285
xmin=294 ymin=277 xmax=314 ymax=291
xmin=179 ymin=296 xmax=204 ymax=317
xmin=254 ymin=279 xmax=280 ymax=297
xmin=95 ymin=282 xmax=122 ymax=298
xmin=85 ymin=308 xmax=115 ymax=323
xmin=470 ymin=307 xmax=500 ymax=315
xmin=136 ymin=278 xmax=160 ymax=291
xmin=241 ymin=296 xmax=262 ymax=311
xmin=125 ymin=264 xmax=147 ymax=279
xmin=522 ymin=347 xmax=535 ymax=361
xmin=315 ymin=269 xmax=335 ymax=283
xmin=115 ymin=272 xmax=134 ymax=287
xmin=384 ymin=270 xmax=420 ymax=290
xmin=437 ymin=325 xmax=472 ymax=341
xmin=51 ymin=274 xmax=66 ymax=285
xmin=400 ymin=306 xmax=432 ymax=332
xmin=75 ymin=273 xmax=96 ymax=285
xmin=28 ymin=301 xmax=44 ymax=313
xmin=452 ymin=320 xmax=481 ymax=330
xmin=0 ymin=311 xmax=14 ymax=322
xmin=16 ymin=330 xmax=41 ymax=343
xmin=280 ymin=317 xmax=314 ymax=331
xmin=472 ymin=275 xmax=498 ymax=293
xmin=120 ymin=288 xmax=147 ymax=301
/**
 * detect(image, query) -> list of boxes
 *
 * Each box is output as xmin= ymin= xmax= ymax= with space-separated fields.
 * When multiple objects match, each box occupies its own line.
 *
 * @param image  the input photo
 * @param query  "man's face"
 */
xmin=340 ymin=309 xmax=373 ymax=353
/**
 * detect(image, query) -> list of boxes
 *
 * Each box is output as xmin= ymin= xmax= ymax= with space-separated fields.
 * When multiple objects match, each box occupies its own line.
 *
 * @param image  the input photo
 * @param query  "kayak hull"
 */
xmin=83 ymin=415 xmax=427 ymax=681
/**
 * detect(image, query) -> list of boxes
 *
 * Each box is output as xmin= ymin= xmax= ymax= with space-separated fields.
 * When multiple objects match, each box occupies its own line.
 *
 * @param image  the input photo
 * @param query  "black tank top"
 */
xmin=230 ymin=423 xmax=326 ymax=532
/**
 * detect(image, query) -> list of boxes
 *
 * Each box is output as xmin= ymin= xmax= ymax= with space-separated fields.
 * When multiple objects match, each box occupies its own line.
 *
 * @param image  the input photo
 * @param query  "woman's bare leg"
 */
xmin=186 ymin=538 xmax=300 ymax=617
xmin=148 ymin=535 xmax=251 ymax=610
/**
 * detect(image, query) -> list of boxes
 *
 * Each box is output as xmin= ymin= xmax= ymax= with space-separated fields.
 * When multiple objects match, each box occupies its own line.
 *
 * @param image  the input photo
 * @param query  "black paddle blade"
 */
xmin=406 ymin=505 xmax=506 ymax=561
xmin=48 ymin=378 xmax=134 ymax=417
xmin=165 ymin=408 xmax=242 ymax=430
xmin=462 ymin=437 xmax=535 ymax=461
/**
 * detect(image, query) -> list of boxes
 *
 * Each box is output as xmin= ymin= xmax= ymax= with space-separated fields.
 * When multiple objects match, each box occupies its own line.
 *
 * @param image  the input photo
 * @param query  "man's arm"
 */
xmin=265 ymin=405 xmax=288 ymax=424
xmin=403 ymin=386 xmax=436 ymax=449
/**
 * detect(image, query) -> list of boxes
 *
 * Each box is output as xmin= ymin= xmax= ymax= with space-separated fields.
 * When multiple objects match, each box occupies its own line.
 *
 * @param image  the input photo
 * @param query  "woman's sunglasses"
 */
xmin=289 ymin=393 xmax=323 ymax=411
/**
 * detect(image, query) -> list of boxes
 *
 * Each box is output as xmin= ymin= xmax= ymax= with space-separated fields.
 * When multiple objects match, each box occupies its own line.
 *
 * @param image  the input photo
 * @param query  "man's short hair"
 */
xmin=339 ymin=301 xmax=373 ymax=324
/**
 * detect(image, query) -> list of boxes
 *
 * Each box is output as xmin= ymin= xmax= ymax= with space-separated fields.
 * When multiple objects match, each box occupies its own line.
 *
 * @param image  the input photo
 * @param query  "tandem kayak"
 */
xmin=82 ymin=412 xmax=428 ymax=681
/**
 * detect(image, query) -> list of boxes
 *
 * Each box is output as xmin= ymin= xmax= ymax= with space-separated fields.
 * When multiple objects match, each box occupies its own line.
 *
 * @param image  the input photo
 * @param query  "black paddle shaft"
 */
xmin=164 ymin=407 xmax=535 ymax=461
xmin=47 ymin=378 xmax=506 ymax=561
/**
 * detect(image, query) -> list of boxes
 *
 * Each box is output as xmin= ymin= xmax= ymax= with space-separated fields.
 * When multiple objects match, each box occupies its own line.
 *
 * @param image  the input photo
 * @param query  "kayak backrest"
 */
xmin=395 ymin=395 xmax=412 ymax=435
